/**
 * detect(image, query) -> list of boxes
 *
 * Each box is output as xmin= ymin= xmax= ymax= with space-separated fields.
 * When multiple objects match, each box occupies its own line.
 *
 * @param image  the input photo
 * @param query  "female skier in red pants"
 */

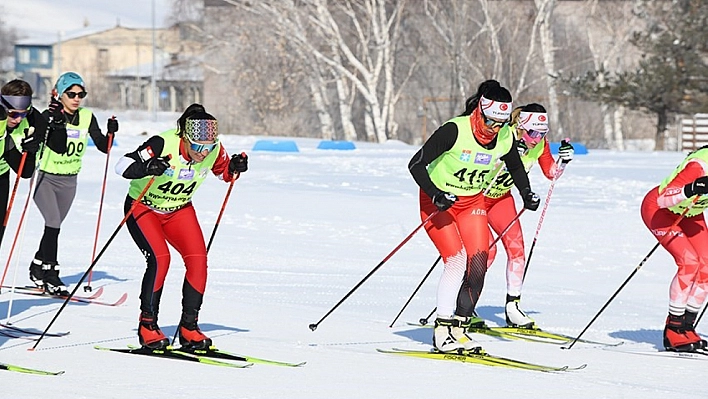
xmin=641 ymin=146 xmax=708 ymax=352
xmin=483 ymin=103 xmax=573 ymax=328
xmin=115 ymin=105 xmax=248 ymax=349
xmin=408 ymin=80 xmax=540 ymax=353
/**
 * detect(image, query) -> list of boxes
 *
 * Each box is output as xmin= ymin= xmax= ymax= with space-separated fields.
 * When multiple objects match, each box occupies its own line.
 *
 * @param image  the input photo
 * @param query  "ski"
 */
xmin=177 ymin=346 xmax=306 ymax=367
xmin=0 ymin=323 xmax=69 ymax=338
xmin=0 ymin=362 xmax=65 ymax=376
xmin=378 ymin=348 xmax=586 ymax=372
xmin=2 ymin=285 xmax=104 ymax=300
xmin=95 ymin=345 xmax=252 ymax=368
xmin=605 ymin=347 xmax=708 ymax=361
xmin=490 ymin=326 xmax=622 ymax=347
xmin=406 ymin=322 xmax=620 ymax=346
xmin=8 ymin=289 xmax=128 ymax=307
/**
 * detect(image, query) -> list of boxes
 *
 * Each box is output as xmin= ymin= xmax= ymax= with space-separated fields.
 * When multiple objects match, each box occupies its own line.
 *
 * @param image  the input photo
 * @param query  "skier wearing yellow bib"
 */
xmin=115 ymin=105 xmax=248 ymax=350
xmin=28 ymin=72 xmax=117 ymax=296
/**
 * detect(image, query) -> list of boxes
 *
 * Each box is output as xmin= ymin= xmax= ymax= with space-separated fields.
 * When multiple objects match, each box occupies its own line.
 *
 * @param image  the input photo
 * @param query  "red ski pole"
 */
xmin=85 ymin=131 xmax=114 ymax=291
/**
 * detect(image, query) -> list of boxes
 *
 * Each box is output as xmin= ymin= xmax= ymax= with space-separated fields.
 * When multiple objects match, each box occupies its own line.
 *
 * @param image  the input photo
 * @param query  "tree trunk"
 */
xmin=613 ymin=106 xmax=625 ymax=151
xmin=535 ymin=0 xmax=563 ymax=140
xmin=655 ymin=109 xmax=668 ymax=151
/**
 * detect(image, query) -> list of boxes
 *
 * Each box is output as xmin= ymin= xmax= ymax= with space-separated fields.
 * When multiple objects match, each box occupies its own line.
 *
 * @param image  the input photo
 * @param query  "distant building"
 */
xmin=13 ymin=24 xmax=203 ymax=112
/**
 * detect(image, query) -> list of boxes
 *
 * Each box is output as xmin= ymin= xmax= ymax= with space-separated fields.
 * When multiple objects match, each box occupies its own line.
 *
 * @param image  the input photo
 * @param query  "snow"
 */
xmin=0 ymin=116 xmax=702 ymax=398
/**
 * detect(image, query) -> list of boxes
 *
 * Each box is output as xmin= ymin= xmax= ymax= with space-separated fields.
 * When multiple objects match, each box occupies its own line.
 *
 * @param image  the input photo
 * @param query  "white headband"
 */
xmin=480 ymin=96 xmax=512 ymax=121
xmin=518 ymin=112 xmax=549 ymax=132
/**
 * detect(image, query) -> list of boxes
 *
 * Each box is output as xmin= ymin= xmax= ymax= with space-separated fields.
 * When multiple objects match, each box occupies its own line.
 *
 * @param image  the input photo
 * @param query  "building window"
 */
xmin=98 ymin=48 xmax=108 ymax=71
xmin=38 ymin=49 xmax=49 ymax=65
xmin=18 ymin=48 xmax=30 ymax=64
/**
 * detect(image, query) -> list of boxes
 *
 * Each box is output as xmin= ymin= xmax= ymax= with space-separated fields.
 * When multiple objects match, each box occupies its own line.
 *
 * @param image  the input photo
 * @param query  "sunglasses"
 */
xmin=187 ymin=137 xmax=218 ymax=153
xmin=483 ymin=114 xmax=509 ymax=129
xmin=7 ymin=110 xmax=29 ymax=119
xmin=526 ymin=129 xmax=548 ymax=139
xmin=65 ymin=91 xmax=87 ymax=99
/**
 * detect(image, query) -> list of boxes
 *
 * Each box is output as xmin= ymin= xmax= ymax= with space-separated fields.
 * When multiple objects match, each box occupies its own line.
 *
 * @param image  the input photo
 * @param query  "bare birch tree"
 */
xmin=252 ymin=0 xmax=415 ymax=143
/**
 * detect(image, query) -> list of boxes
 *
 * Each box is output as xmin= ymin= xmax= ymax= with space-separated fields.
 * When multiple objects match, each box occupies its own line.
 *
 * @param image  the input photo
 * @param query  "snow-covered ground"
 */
xmin=0 ymin=116 xmax=701 ymax=398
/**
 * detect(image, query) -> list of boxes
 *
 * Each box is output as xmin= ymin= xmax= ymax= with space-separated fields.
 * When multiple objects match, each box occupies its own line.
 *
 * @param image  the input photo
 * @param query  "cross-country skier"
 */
xmin=408 ymin=80 xmax=540 ymax=353
xmin=115 ymin=104 xmax=248 ymax=350
xmin=641 ymin=146 xmax=708 ymax=352
xmin=482 ymin=103 xmax=574 ymax=329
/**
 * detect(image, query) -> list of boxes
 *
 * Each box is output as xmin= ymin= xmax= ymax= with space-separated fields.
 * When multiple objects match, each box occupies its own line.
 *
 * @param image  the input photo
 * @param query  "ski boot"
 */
xmin=505 ymin=294 xmax=536 ymax=329
xmin=43 ymin=261 xmax=70 ymax=296
xmin=433 ymin=315 xmax=482 ymax=353
xmin=664 ymin=313 xmax=698 ymax=352
xmin=683 ymin=311 xmax=707 ymax=350
xmin=138 ymin=311 xmax=170 ymax=349
xmin=178 ymin=312 xmax=212 ymax=349
xmin=29 ymin=259 xmax=46 ymax=288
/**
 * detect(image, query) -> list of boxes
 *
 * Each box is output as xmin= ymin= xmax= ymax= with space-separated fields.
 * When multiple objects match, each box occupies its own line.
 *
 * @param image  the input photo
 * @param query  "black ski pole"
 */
xmin=419 ymin=307 xmax=437 ymax=325
xmin=414 ymin=208 xmax=526 ymax=326
xmin=388 ymin=256 xmax=442 ymax=327
xmin=562 ymin=197 xmax=698 ymax=350
xmin=30 ymin=177 xmax=156 ymax=349
xmin=308 ymin=211 xmax=438 ymax=331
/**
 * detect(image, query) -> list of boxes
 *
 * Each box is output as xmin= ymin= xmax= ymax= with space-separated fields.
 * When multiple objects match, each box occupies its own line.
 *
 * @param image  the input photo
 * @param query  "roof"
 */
xmin=15 ymin=25 xmax=158 ymax=46
xmin=107 ymin=55 xmax=203 ymax=82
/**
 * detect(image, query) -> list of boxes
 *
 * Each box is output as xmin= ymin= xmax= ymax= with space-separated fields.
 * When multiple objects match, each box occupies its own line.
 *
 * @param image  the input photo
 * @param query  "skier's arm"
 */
xmin=115 ymin=136 xmax=166 ymax=179
xmin=537 ymin=140 xmax=560 ymax=179
xmin=408 ymin=122 xmax=457 ymax=199
xmin=658 ymin=160 xmax=706 ymax=208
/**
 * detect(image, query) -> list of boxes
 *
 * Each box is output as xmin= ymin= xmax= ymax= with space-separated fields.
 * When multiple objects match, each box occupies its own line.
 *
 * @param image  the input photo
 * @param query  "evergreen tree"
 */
xmin=564 ymin=0 xmax=708 ymax=150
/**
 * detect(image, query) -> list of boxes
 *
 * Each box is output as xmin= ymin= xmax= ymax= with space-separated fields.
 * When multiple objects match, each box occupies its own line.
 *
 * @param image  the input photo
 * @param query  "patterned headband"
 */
xmin=185 ymin=119 xmax=219 ymax=141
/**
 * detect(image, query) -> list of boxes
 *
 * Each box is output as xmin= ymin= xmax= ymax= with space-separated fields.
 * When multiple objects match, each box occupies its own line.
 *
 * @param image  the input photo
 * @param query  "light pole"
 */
xmin=151 ymin=0 xmax=157 ymax=121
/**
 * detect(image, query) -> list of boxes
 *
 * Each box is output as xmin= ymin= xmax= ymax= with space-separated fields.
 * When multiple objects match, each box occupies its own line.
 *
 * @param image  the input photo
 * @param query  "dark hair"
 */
xmin=177 ymin=103 xmax=207 ymax=135
xmin=1 ymin=79 xmax=33 ymax=96
xmin=459 ymin=80 xmax=512 ymax=116
xmin=521 ymin=103 xmax=546 ymax=113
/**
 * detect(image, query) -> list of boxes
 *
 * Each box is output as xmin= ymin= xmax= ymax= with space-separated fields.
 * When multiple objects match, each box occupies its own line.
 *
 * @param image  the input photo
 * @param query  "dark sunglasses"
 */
xmin=188 ymin=137 xmax=218 ymax=153
xmin=65 ymin=91 xmax=87 ymax=99
xmin=7 ymin=110 xmax=30 ymax=119
xmin=483 ymin=114 xmax=509 ymax=128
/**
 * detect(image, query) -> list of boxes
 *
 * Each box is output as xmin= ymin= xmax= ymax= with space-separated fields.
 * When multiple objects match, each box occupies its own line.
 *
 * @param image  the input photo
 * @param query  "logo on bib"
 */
xmin=474 ymin=153 xmax=492 ymax=165
xmin=178 ymin=169 xmax=195 ymax=180
xmin=459 ymin=149 xmax=472 ymax=162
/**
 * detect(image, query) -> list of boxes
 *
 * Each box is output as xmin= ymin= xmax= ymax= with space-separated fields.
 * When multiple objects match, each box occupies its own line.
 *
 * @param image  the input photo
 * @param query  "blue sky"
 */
xmin=4 ymin=0 xmax=172 ymax=39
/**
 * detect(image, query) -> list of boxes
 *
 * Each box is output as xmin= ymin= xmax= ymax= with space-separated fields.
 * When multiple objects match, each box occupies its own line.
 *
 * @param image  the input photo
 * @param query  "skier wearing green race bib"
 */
xmin=482 ymin=103 xmax=573 ymax=329
xmin=408 ymin=80 xmax=541 ymax=353
xmin=115 ymin=105 xmax=248 ymax=350
xmin=28 ymin=72 xmax=117 ymax=296
xmin=0 ymin=79 xmax=45 ymax=237
xmin=641 ymin=146 xmax=708 ymax=352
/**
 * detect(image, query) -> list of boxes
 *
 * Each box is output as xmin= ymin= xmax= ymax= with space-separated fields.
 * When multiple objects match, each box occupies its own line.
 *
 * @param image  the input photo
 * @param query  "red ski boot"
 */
xmin=178 ymin=312 xmax=212 ymax=349
xmin=138 ymin=312 xmax=169 ymax=349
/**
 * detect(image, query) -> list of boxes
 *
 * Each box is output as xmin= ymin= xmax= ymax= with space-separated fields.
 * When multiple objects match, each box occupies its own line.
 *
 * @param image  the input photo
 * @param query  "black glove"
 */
xmin=520 ymin=187 xmax=540 ymax=211
xmin=558 ymin=140 xmax=574 ymax=164
xmin=144 ymin=156 xmax=171 ymax=176
xmin=106 ymin=117 xmax=119 ymax=134
xmin=228 ymin=152 xmax=248 ymax=174
xmin=21 ymin=127 xmax=41 ymax=154
xmin=517 ymin=140 xmax=529 ymax=157
xmin=684 ymin=176 xmax=708 ymax=197
xmin=432 ymin=191 xmax=457 ymax=211
xmin=47 ymin=97 xmax=65 ymax=126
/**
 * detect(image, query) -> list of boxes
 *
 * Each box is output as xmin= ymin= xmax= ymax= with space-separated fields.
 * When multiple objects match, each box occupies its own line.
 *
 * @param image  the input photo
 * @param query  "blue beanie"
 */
xmin=55 ymin=72 xmax=85 ymax=95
